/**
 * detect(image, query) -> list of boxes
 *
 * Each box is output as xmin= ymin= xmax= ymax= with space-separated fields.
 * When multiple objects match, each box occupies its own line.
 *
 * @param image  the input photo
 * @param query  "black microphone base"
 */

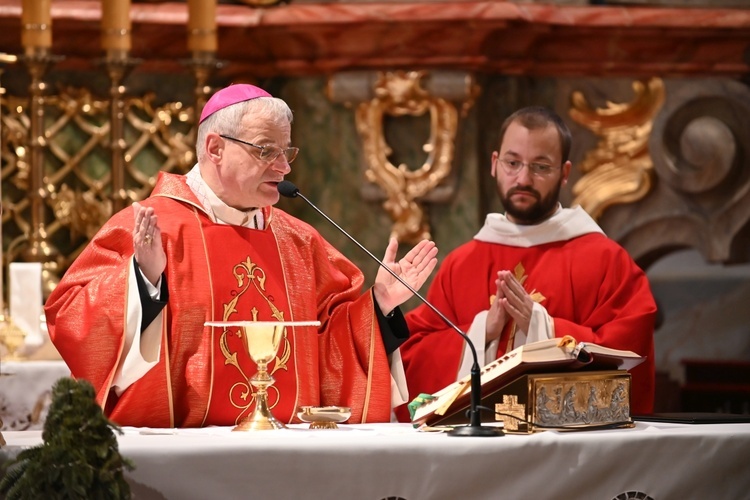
xmin=447 ymin=425 xmax=505 ymax=437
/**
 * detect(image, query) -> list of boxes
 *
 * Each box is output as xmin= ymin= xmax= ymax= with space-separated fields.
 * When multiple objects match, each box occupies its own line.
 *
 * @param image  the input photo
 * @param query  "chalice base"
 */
xmin=232 ymin=406 xmax=287 ymax=432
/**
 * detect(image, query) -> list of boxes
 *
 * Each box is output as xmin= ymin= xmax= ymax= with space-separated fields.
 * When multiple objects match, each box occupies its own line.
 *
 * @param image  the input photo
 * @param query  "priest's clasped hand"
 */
xmin=373 ymin=237 xmax=438 ymax=316
xmin=486 ymin=270 xmax=534 ymax=344
xmin=132 ymin=202 xmax=166 ymax=286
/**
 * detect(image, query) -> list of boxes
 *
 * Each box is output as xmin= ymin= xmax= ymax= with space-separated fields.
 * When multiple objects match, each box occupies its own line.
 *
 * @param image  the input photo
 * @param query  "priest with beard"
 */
xmin=397 ymin=106 xmax=657 ymax=420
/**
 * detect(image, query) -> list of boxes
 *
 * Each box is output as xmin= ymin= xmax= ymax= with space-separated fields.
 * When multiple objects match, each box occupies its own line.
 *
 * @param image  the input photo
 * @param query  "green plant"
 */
xmin=0 ymin=377 xmax=134 ymax=499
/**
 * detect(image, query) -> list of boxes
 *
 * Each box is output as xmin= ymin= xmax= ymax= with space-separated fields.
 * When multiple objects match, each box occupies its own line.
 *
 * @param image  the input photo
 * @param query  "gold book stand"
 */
xmin=431 ymin=370 xmax=633 ymax=433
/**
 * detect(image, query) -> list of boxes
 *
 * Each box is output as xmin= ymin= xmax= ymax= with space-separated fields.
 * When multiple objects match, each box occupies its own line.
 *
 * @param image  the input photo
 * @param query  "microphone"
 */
xmin=278 ymin=180 xmax=503 ymax=437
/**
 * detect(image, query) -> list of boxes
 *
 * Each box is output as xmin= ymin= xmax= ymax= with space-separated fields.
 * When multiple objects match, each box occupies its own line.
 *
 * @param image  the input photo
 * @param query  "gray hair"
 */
xmin=195 ymin=97 xmax=293 ymax=161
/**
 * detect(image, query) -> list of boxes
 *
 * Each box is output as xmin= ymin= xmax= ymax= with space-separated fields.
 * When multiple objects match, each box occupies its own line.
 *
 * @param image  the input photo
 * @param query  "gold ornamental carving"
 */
xmin=355 ymin=71 xmax=461 ymax=244
xmin=569 ymin=78 xmax=665 ymax=220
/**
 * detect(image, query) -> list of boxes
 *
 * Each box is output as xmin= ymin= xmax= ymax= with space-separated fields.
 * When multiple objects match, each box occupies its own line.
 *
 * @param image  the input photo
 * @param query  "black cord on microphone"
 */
xmin=278 ymin=180 xmax=503 ymax=437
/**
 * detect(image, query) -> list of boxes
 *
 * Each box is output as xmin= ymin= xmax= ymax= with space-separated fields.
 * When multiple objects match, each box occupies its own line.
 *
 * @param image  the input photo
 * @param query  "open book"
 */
xmin=411 ymin=336 xmax=645 ymax=427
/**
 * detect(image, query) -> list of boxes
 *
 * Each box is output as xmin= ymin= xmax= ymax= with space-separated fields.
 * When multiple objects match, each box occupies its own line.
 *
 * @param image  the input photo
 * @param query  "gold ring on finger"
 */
xmin=144 ymin=234 xmax=153 ymax=245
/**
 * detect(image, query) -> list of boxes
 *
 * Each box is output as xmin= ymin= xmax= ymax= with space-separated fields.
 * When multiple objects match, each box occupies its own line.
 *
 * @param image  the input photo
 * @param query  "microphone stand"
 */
xmin=280 ymin=182 xmax=502 ymax=437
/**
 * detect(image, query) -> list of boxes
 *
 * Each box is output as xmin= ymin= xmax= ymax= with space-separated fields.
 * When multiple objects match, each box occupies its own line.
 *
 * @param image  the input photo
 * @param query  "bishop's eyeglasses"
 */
xmin=498 ymin=158 xmax=560 ymax=177
xmin=220 ymin=134 xmax=300 ymax=164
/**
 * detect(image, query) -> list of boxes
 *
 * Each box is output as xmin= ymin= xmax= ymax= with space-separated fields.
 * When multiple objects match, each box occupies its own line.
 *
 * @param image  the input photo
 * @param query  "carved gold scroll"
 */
xmin=348 ymin=70 xmax=476 ymax=244
xmin=569 ymin=78 xmax=665 ymax=220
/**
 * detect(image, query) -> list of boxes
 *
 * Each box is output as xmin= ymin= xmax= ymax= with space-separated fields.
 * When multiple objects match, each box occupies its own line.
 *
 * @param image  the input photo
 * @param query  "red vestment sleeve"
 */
xmin=44 ymin=207 xmax=138 ymax=409
xmin=264 ymin=211 xmax=393 ymax=424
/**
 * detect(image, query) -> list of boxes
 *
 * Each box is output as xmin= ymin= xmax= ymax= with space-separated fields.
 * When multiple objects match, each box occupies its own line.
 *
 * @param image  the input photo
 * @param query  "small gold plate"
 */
xmin=297 ymin=406 xmax=351 ymax=429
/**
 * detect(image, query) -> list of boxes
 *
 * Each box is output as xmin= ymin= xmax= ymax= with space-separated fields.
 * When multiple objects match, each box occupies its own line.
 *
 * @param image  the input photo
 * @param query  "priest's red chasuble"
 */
xmin=401 ymin=235 xmax=657 ymax=417
xmin=45 ymin=172 xmax=392 ymax=427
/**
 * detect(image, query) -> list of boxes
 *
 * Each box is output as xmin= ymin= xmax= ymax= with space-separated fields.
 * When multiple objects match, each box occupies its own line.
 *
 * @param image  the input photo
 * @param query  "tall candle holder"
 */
xmin=20 ymin=47 xmax=63 ymax=301
xmin=103 ymin=50 xmax=140 ymax=214
xmin=186 ymin=0 xmax=221 ymax=135
xmin=100 ymin=0 xmax=137 ymax=211
xmin=184 ymin=51 xmax=223 ymax=153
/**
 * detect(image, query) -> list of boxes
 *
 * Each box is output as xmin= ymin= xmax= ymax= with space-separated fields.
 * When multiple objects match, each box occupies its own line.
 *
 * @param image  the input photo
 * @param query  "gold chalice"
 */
xmin=205 ymin=320 xmax=320 ymax=431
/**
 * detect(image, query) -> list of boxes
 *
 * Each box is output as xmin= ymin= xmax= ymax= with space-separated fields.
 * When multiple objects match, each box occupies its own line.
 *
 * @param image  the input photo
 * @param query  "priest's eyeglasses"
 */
xmin=220 ymin=134 xmax=300 ymax=164
xmin=498 ymin=158 xmax=559 ymax=177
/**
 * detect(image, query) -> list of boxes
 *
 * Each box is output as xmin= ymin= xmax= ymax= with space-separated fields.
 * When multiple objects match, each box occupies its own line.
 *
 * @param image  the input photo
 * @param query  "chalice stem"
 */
xmin=232 ymin=371 xmax=286 ymax=431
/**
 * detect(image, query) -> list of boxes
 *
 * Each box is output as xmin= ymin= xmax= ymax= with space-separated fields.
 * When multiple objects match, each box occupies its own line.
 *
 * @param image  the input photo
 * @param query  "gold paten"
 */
xmin=297 ymin=406 xmax=352 ymax=430
xmin=569 ymin=78 xmax=664 ymax=220
xmin=494 ymin=371 xmax=633 ymax=433
xmin=355 ymin=71 xmax=461 ymax=243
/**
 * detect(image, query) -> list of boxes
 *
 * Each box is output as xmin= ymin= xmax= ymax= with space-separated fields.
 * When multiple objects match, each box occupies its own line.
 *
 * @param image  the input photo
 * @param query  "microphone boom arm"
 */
xmin=296 ymin=192 xmax=478 ymax=362
xmin=279 ymin=181 xmax=502 ymax=437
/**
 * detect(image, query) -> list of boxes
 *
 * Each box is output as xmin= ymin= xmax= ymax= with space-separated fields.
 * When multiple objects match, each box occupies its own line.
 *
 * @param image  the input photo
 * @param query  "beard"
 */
xmin=499 ymin=180 xmax=562 ymax=225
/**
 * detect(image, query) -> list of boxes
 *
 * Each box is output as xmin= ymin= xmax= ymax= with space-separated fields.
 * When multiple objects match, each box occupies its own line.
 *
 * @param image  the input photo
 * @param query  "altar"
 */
xmin=2 ymin=421 xmax=748 ymax=499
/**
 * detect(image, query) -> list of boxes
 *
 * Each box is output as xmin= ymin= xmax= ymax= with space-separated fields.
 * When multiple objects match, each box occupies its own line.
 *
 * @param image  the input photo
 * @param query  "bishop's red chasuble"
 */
xmin=401 ymin=232 xmax=657 ymax=417
xmin=45 ymin=172 xmax=392 ymax=427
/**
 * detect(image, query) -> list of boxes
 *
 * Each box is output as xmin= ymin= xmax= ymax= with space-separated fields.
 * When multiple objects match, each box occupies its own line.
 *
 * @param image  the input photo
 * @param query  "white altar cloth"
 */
xmin=2 ymin=421 xmax=749 ymax=500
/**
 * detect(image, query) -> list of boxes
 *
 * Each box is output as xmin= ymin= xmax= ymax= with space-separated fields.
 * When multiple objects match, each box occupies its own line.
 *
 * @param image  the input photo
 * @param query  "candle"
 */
xmin=21 ymin=0 xmax=52 ymax=50
xmin=102 ymin=0 xmax=132 ymax=52
xmin=188 ymin=0 xmax=217 ymax=53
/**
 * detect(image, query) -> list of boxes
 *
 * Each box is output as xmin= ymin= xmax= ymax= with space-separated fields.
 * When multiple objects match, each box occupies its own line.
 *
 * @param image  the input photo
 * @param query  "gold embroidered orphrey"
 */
xmin=489 ymin=262 xmax=546 ymax=352
xmin=218 ymin=256 xmax=292 ymax=421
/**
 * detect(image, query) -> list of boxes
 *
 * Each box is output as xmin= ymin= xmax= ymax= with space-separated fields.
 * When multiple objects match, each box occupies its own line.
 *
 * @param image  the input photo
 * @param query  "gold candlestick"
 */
xmin=21 ymin=48 xmax=63 ymax=300
xmin=21 ymin=1 xmax=59 ymax=297
xmin=184 ymin=52 xmax=223 ymax=137
xmin=187 ymin=0 xmax=220 ymax=131
xmin=100 ymin=0 xmax=139 ymax=212
xmin=103 ymin=53 xmax=140 ymax=213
